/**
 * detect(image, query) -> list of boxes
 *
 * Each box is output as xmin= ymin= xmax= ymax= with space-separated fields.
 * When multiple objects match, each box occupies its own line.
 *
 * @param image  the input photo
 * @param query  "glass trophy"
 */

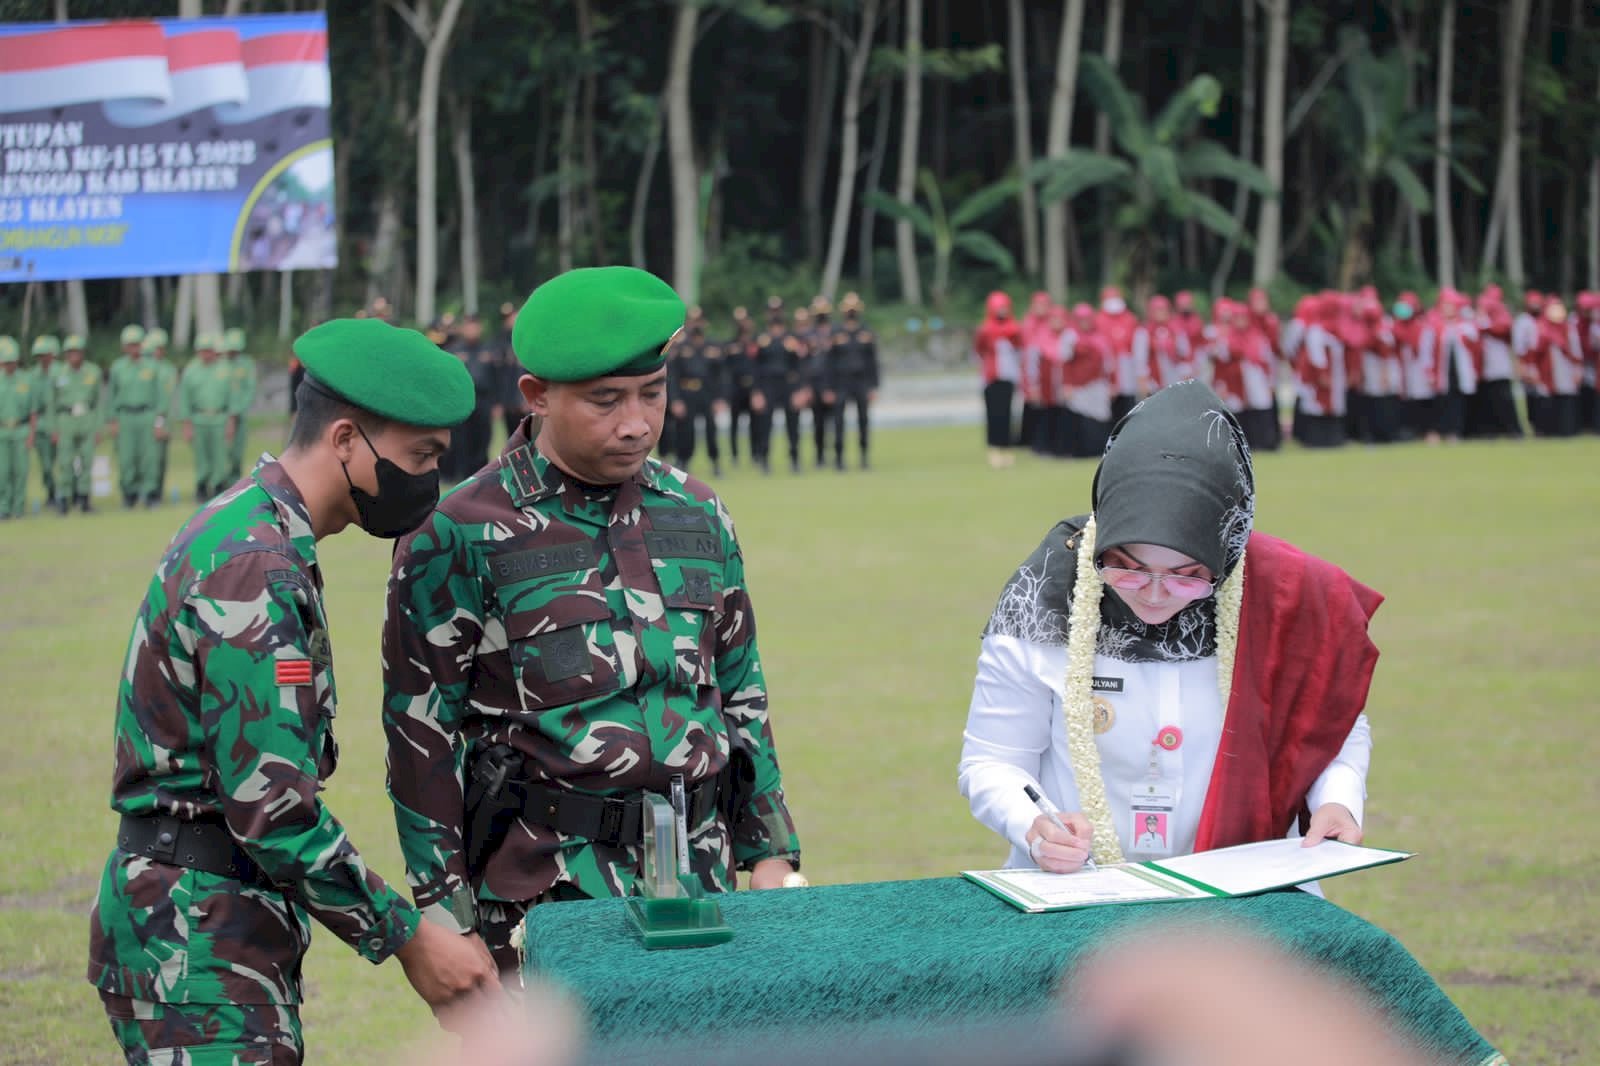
xmin=626 ymin=792 xmax=733 ymax=949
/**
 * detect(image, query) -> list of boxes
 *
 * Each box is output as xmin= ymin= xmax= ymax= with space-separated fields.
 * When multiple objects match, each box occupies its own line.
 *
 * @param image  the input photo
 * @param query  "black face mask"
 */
xmin=341 ymin=425 xmax=440 ymax=539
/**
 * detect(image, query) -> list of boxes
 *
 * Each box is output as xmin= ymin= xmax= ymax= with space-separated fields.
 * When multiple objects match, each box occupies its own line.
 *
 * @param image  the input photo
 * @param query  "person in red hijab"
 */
xmin=1578 ymin=291 xmax=1600 ymax=433
xmin=1390 ymin=293 xmax=1431 ymax=440
xmin=1471 ymin=291 xmax=1523 ymax=439
xmin=1289 ymin=294 xmax=1347 ymax=448
xmin=1423 ymin=289 xmax=1480 ymax=442
xmin=1063 ymin=303 xmax=1115 ymax=457
xmin=1034 ymin=303 xmax=1072 ymax=457
xmin=1529 ymin=298 xmax=1583 ymax=437
xmin=1018 ymin=291 xmax=1054 ymax=455
xmin=974 ymin=291 xmax=1023 ymax=468
xmin=1173 ymin=290 xmax=1209 ymax=356
xmin=1133 ymin=295 xmax=1194 ymax=394
xmin=1098 ymin=286 xmax=1141 ymax=422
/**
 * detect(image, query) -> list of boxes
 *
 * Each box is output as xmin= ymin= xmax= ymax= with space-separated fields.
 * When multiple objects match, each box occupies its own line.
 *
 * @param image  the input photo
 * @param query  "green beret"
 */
xmin=223 ymin=327 xmax=245 ymax=352
xmin=63 ymin=333 xmax=85 ymax=351
xmin=120 ymin=324 xmax=145 ymax=346
xmin=32 ymin=335 xmax=59 ymax=357
xmin=513 ymin=266 xmax=685 ymax=381
xmin=194 ymin=332 xmax=220 ymax=352
xmin=292 ymin=317 xmax=474 ymax=428
xmin=0 ymin=336 xmax=18 ymax=363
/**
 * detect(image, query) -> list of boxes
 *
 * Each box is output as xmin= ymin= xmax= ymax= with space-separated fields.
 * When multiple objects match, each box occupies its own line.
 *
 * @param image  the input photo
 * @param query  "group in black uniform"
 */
xmin=664 ymin=293 xmax=880 ymax=476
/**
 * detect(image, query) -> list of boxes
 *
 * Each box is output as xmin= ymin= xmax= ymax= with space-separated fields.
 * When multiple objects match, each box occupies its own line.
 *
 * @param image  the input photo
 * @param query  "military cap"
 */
xmin=512 ymin=266 xmax=686 ymax=381
xmin=766 ymin=294 xmax=785 ymax=312
xmin=840 ymin=292 xmax=864 ymax=313
xmin=499 ymin=301 xmax=517 ymax=318
xmin=223 ymin=327 xmax=245 ymax=352
xmin=811 ymin=295 xmax=832 ymax=315
xmin=120 ymin=324 xmax=145 ymax=346
xmin=32 ymin=335 xmax=60 ymax=357
xmin=142 ymin=328 xmax=169 ymax=353
xmin=63 ymin=333 xmax=85 ymax=351
xmin=0 ymin=336 xmax=18 ymax=363
xmin=194 ymin=332 xmax=220 ymax=351
xmin=292 ymin=318 xmax=473 ymax=428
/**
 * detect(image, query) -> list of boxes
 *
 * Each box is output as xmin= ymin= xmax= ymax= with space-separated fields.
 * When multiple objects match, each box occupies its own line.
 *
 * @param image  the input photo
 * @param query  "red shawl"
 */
xmin=1194 ymin=531 xmax=1384 ymax=851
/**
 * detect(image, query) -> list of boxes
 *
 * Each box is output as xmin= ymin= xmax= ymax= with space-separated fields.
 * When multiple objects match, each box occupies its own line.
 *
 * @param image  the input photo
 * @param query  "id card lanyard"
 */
xmin=1128 ymin=664 xmax=1183 ymax=858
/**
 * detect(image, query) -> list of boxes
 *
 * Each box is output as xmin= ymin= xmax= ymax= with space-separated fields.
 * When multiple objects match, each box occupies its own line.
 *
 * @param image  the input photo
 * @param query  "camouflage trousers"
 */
xmin=99 ymin=990 xmax=302 ymax=1066
xmin=479 ymin=884 xmax=590 ymax=979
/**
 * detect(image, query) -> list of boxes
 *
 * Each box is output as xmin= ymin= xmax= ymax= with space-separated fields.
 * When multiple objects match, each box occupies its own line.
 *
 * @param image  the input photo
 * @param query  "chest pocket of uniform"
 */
xmin=494 ymin=544 xmax=623 ymax=713
xmin=644 ymin=509 xmax=726 ymax=690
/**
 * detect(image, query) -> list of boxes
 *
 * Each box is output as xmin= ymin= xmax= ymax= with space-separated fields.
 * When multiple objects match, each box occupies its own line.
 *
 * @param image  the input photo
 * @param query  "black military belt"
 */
xmin=195 ymin=408 xmax=226 ymax=415
xmin=0 ymin=419 xmax=18 ymax=429
xmin=519 ymin=779 xmax=720 ymax=847
xmin=117 ymin=405 xmax=152 ymax=413
xmin=117 ymin=813 xmax=270 ymax=885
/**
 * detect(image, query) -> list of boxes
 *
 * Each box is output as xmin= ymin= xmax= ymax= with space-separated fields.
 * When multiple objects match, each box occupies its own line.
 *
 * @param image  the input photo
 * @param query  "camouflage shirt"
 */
xmin=384 ymin=419 xmax=800 ymax=934
xmin=87 ymin=457 xmax=419 ymax=1006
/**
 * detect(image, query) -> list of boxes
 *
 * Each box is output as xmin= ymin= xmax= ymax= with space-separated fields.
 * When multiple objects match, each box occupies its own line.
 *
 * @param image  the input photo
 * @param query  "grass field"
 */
xmin=1 ymin=418 xmax=1597 ymax=1065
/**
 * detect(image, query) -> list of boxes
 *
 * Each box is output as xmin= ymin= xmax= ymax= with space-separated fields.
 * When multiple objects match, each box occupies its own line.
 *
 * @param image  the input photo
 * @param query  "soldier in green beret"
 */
xmin=0 ymin=337 xmax=36 ymax=519
xmin=145 ymin=328 xmax=177 ymax=505
xmin=29 ymin=335 xmax=60 ymax=508
xmin=88 ymin=318 xmax=501 ymax=1065
xmin=50 ymin=333 xmax=106 ymax=514
xmin=223 ymin=327 xmax=257 ymax=483
xmin=177 ymin=333 xmax=233 ymax=501
xmin=107 ymin=325 xmax=162 ymax=508
xmin=383 ymin=267 xmax=803 ymax=976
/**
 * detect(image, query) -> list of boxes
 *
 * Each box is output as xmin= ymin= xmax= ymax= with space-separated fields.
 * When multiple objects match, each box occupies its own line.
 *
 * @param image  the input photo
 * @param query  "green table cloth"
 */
xmin=520 ymin=877 xmax=1503 ymax=1065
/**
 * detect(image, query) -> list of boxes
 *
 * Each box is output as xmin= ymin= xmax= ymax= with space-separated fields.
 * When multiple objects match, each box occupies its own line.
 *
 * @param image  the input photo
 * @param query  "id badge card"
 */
xmin=1128 ymin=776 xmax=1178 ymax=858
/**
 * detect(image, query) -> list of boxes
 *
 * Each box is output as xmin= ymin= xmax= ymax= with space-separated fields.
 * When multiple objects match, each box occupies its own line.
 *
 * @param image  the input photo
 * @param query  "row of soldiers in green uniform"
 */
xmin=664 ymin=292 xmax=881 ymax=475
xmin=0 ymin=324 xmax=256 ymax=518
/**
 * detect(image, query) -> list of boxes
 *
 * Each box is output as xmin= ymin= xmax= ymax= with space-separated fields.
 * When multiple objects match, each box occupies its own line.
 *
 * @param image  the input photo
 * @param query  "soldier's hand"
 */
xmin=107 ymin=419 xmax=119 ymax=436
xmin=396 ymin=920 xmax=501 ymax=1023
xmin=867 ymin=390 xmax=878 ymax=404
xmin=50 ymin=431 xmax=60 ymax=445
xmin=182 ymin=423 xmax=194 ymax=444
xmin=746 ymin=858 xmax=795 ymax=890
xmin=712 ymin=400 xmax=729 ymax=415
xmin=750 ymin=393 xmax=767 ymax=413
xmin=670 ymin=400 xmax=687 ymax=419
xmin=822 ymin=390 xmax=836 ymax=405
xmin=225 ymin=418 xmax=237 ymax=443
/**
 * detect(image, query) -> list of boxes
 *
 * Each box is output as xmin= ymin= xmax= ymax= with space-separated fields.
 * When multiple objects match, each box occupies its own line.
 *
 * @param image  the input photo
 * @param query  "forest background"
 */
xmin=0 ymin=0 xmax=1597 ymax=361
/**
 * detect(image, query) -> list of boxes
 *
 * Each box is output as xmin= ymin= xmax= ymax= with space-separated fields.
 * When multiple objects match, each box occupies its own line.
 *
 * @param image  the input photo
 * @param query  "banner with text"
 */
xmin=0 ymin=13 xmax=335 ymax=283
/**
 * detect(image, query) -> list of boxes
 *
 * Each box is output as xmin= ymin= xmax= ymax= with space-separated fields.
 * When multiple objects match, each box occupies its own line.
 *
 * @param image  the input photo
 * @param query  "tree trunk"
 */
xmin=278 ymin=271 xmax=294 ymax=339
xmin=557 ymin=85 xmax=577 ymax=273
xmin=802 ymin=22 xmax=841 ymax=265
xmin=368 ymin=186 xmax=402 ymax=307
xmin=1007 ymin=0 xmax=1040 ymax=279
xmin=451 ymin=94 xmax=480 ymax=315
xmin=1043 ymin=0 xmax=1087 ymax=304
xmin=1480 ymin=0 xmax=1531 ymax=285
xmin=576 ymin=0 xmax=605 ymax=264
xmin=1211 ymin=0 xmax=1257 ymax=297
xmin=1590 ymin=58 xmax=1600 ymax=290
xmin=139 ymin=278 xmax=158 ymax=328
xmin=665 ymin=0 xmax=700 ymax=303
xmin=861 ymin=72 xmax=895 ymax=293
xmin=1252 ymin=0 xmax=1288 ymax=287
xmin=630 ymin=101 xmax=663 ymax=270
xmin=173 ymin=274 xmax=194 ymax=350
xmin=820 ymin=0 xmax=882 ymax=302
xmin=1093 ymin=0 xmax=1123 ymax=284
xmin=1434 ymin=0 xmax=1457 ymax=290
xmin=894 ymin=0 xmax=924 ymax=305
xmin=931 ymin=0 xmax=948 ymax=181
xmin=413 ymin=0 xmax=466 ymax=327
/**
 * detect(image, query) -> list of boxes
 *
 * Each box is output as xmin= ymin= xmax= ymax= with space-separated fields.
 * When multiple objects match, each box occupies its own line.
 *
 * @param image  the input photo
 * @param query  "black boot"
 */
xmin=79 ymin=494 xmax=92 ymax=513
xmin=123 ymin=493 xmax=137 ymax=509
xmin=712 ymin=458 xmax=723 ymax=478
xmin=56 ymin=496 xmax=70 ymax=515
xmin=145 ymin=492 xmax=161 ymax=508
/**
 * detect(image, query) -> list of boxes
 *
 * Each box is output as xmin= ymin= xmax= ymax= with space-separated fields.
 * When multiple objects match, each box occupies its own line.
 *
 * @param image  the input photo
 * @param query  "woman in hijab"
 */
xmin=959 ymin=381 xmax=1382 ymax=871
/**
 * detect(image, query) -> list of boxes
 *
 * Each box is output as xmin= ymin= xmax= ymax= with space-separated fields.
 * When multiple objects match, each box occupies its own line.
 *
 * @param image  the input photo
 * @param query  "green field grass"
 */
xmin=2 ymin=420 xmax=1597 ymax=1065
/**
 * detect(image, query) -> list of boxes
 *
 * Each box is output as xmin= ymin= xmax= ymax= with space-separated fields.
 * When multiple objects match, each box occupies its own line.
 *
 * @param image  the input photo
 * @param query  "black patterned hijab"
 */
xmin=1089 ymin=381 xmax=1255 ymax=662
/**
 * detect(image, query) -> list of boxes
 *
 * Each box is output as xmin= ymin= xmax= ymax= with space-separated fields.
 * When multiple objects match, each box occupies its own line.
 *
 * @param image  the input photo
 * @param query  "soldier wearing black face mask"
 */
xmin=87 ymin=318 xmax=498 ymax=1066
xmin=666 ymin=307 xmax=727 ymax=476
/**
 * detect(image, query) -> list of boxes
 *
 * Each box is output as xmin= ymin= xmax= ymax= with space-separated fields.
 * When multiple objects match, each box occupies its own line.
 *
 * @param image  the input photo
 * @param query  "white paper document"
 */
xmin=963 ymin=838 xmax=1411 ymax=914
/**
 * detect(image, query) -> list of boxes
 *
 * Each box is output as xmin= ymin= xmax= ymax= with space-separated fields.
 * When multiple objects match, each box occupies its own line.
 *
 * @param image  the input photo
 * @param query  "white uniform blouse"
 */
xmin=959 ymin=634 xmax=1371 ymax=870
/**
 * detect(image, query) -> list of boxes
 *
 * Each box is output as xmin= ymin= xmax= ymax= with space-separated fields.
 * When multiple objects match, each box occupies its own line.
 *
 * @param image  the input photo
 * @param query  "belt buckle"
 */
xmin=597 ymin=796 xmax=628 ymax=845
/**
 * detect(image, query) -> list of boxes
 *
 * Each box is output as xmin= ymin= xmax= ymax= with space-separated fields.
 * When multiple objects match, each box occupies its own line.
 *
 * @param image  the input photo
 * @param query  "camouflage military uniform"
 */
xmin=383 ymin=420 xmax=801 ymax=969
xmin=87 ymin=458 xmax=420 ymax=1064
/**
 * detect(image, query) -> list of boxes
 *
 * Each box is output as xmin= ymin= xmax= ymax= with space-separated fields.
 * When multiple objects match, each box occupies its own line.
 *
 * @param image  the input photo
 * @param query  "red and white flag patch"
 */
xmin=275 ymin=658 xmax=313 ymax=686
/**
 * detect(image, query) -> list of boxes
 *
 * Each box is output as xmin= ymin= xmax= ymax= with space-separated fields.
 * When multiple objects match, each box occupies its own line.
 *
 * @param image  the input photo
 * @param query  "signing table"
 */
xmin=520 ymin=876 xmax=1504 ymax=1064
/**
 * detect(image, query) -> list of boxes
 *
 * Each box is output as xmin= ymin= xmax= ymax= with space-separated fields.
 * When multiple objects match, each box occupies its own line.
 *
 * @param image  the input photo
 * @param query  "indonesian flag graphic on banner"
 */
xmin=103 ymin=29 xmax=248 ymax=127
xmin=0 ymin=19 xmax=328 ymax=123
xmin=0 ymin=22 xmax=171 ymax=114
xmin=214 ymin=31 xmax=330 ymax=124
